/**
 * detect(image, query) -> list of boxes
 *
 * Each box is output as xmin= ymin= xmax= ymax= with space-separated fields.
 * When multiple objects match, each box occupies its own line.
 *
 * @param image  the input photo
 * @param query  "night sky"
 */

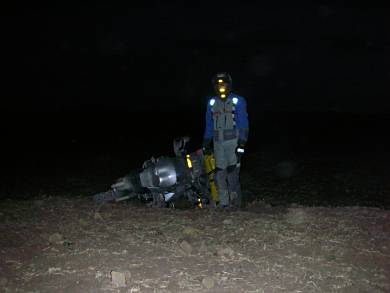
xmin=3 ymin=2 xmax=387 ymax=113
xmin=1 ymin=0 xmax=389 ymax=173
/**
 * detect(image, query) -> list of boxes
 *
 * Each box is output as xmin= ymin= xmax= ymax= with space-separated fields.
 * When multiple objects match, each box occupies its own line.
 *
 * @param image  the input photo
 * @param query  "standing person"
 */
xmin=203 ymin=72 xmax=249 ymax=208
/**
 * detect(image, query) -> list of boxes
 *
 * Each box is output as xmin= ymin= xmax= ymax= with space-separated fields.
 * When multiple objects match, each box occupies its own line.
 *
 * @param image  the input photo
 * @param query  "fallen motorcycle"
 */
xmin=93 ymin=137 xmax=218 ymax=208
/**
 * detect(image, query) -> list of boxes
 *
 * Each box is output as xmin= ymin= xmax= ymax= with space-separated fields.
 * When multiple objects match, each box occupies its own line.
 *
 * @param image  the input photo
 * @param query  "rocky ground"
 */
xmin=1 ymin=195 xmax=389 ymax=293
xmin=1 ymin=117 xmax=390 ymax=292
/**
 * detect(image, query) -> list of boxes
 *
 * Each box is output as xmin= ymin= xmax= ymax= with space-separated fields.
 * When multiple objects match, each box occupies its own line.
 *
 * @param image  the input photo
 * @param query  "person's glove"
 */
xmin=236 ymin=140 xmax=246 ymax=156
xmin=202 ymin=139 xmax=213 ymax=155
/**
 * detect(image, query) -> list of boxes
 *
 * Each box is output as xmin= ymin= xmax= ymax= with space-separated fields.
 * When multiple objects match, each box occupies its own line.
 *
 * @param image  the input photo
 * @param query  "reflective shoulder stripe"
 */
xmin=231 ymin=97 xmax=238 ymax=126
xmin=209 ymin=99 xmax=216 ymax=106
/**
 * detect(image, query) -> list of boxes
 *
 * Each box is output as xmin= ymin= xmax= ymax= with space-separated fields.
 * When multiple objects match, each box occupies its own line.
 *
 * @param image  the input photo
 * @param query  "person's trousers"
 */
xmin=213 ymin=139 xmax=242 ymax=207
xmin=215 ymin=166 xmax=242 ymax=207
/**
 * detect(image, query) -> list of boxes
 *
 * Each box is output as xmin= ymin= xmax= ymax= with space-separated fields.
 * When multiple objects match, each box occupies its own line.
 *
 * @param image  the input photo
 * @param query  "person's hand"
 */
xmin=202 ymin=139 xmax=213 ymax=155
xmin=236 ymin=140 xmax=246 ymax=156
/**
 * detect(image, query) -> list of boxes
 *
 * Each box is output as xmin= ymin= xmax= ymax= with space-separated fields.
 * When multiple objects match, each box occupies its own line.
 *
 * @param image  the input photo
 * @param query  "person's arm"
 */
xmin=236 ymin=97 xmax=249 ymax=143
xmin=203 ymin=100 xmax=214 ymax=141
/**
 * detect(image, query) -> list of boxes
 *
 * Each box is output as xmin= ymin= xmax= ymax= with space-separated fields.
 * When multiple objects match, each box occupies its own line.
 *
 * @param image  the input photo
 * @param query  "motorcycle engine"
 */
xmin=139 ymin=157 xmax=178 ymax=189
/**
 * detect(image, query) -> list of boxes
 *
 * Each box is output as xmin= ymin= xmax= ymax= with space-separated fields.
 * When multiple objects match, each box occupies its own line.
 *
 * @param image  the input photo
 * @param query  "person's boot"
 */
xmin=229 ymin=192 xmax=241 ymax=209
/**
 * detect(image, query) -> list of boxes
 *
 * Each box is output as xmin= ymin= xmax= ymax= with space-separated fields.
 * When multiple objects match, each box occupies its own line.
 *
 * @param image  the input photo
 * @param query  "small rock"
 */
xmin=285 ymin=208 xmax=308 ymax=225
xmin=223 ymin=218 xmax=233 ymax=225
xmin=49 ymin=233 xmax=64 ymax=244
xmin=110 ymin=271 xmax=129 ymax=288
xmin=125 ymin=271 xmax=132 ymax=280
xmin=167 ymin=280 xmax=180 ymax=292
xmin=198 ymin=241 xmax=208 ymax=254
xmin=182 ymin=227 xmax=201 ymax=237
xmin=100 ymin=278 xmax=112 ymax=289
xmin=129 ymin=285 xmax=141 ymax=292
xmin=94 ymin=212 xmax=103 ymax=221
xmin=48 ymin=267 xmax=61 ymax=274
xmin=95 ymin=270 xmax=103 ymax=279
xmin=179 ymin=240 xmax=193 ymax=255
xmin=79 ymin=218 xmax=89 ymax=226
xmin=0 ymin=277 xmax=8 ymax=287
xmin=217 ymin=247 xmax=234 ymax=258
xmin=202 ymin=276 xmax=215 ymax=289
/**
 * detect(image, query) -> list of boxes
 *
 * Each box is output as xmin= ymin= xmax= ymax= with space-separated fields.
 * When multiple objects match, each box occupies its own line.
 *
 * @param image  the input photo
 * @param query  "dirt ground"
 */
xmin=1 ymin=197 xmax=389 ymax=293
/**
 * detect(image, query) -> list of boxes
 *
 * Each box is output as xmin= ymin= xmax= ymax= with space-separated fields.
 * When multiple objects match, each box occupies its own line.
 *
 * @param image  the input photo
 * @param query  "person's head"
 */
xmin=212 ymin=72 xmax=232 ymax=100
